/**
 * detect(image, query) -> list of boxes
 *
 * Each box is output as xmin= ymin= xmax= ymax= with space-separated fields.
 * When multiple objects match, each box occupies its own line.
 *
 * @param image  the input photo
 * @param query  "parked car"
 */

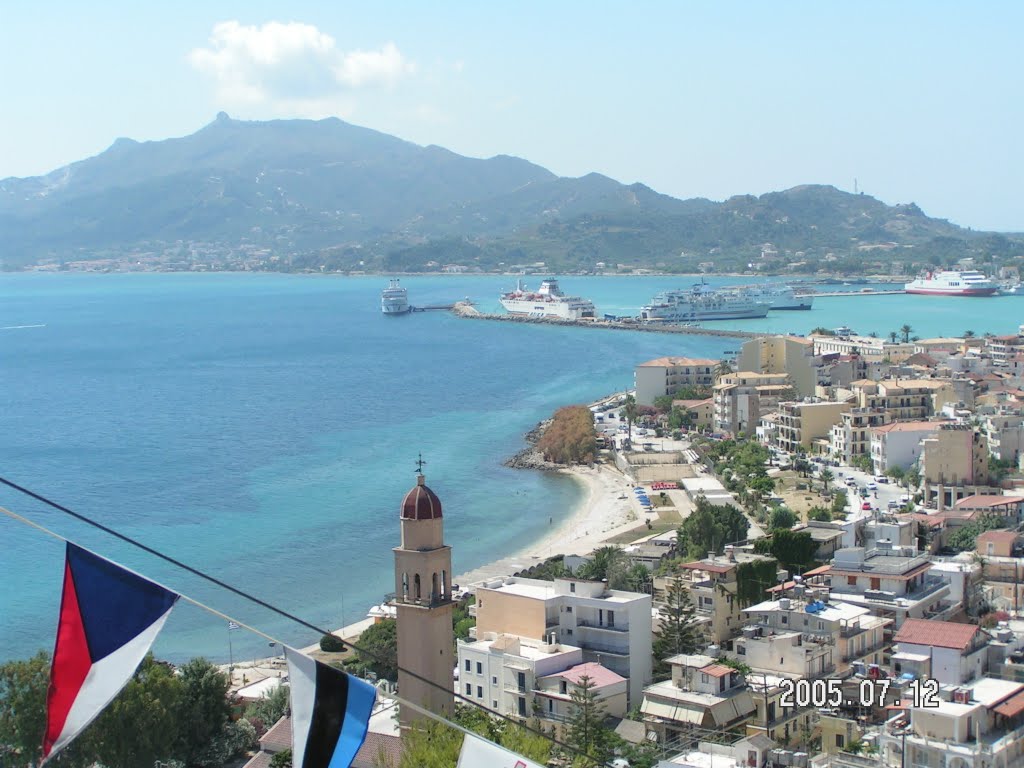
xmin=861 ymin=502 xmax=873 ymax=511
xmin=867 ymin=482 xmax=878 ymax=491
xmin=874 ymin=476 xmax=889 ymax=484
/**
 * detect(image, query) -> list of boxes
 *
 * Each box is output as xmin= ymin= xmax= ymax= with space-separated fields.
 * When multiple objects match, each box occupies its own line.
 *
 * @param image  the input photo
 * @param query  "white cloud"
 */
xmin=189 ymin=21 xmax=415 ymax=112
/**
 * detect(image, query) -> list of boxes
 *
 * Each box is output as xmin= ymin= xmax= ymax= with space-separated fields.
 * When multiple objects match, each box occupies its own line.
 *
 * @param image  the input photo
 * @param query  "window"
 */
xmin=560 ymin=681 xmax=568 ymax=694
xmin=836 ymin=735 xmax=845 ymax=748
xmin=570 ymin=583 xmax=576 ymax=593
xmin=477 ymin=686 xmax=483 ymax=698
xmin=848 ymin=576 xmax=857 ymax=586
xmin=566 ymin=606 xmax=573 ymax=613
xmin=465 ymin=659 xmax=471 ymax=671
xmin=476 ymin=662 xmax=482 ymax=674
xmin=608 ymin=610 xmax=615 ymax=627
xmin=781 ymin=615 xmax=788 ymax=625
xmin=465 ymin=683 xmax=472 ymax=695
xmin=701 ymin=673 xmax=709 ymax=683
xmin=870 ymin=577 xmax=880 ymax=590
xmin=492 ymin=700 xmax=498 ymax=708
xmin=566 ymin=629 xmax=573 ymax=636
xmin=492 ymin=676 xmax=497 ymax=685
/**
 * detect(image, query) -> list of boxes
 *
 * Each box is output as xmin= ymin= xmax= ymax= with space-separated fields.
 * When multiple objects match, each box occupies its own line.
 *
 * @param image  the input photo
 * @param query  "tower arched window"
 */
xmin=442 ymin=569 xmax=448 ymax=599
xmin=414 ymin=573 xmax=422 ymax=601
xmin=431 ymin=573 xmax=439 ymax=604
xmin=402 ymin=572 xmax=409 ymax=601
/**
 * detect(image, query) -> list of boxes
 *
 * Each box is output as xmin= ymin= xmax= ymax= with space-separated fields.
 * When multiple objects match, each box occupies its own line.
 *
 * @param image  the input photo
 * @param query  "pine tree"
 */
xmin=566 ymin=674 xmax=612 ymax=766
xmin=653 ymin=575 xmax=701 ymax=679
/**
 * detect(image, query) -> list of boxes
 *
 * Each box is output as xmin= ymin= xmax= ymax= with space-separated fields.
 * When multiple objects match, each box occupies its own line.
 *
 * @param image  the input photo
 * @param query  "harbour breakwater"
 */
xmin=451 ymin=302 xmax=768 ymax=339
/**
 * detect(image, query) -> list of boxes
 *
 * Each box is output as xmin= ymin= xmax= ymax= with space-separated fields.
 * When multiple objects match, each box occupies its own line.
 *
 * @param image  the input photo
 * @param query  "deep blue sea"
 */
xmin=0 ymin=273 xmax=1014 ymax=664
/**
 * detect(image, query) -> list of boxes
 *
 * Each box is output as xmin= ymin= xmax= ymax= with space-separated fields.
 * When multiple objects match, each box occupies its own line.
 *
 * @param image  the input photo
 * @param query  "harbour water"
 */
xmin=0 ymin=272 xmax=1013 ymax=663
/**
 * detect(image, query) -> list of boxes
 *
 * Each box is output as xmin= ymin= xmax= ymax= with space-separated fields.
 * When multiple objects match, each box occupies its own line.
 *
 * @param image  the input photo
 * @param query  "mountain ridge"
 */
xmin=2 ymin=114 xmax=1021 ymax=272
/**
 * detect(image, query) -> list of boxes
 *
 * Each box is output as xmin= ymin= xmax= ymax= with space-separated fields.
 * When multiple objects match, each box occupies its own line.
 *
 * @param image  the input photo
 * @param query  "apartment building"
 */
xmin=457 ymin=633 xmax=583 ymax=718
xmin=535 ymin=661 xmax=628 ymax=728
xmin=737 ymin=336 xmax=817 ymax=398
xmin=974 ymin=531 xmax=1024 ymax=614
xmin=668 ymin=552 xmax=779 ymax=646
xmin=745 ymin=672 xmax=818 ymax=745
xmin=851 ymin=379 xmax=957 ymax=421
xmin=892 ymin=619 xmax=991 ymax=686
xmin=673 ymin=398 xmax=715 ymax=431
xmin=473 ymin=576 xmax=653 ymax=705
xmin=919 ymin=424 xmax=994 ymax=507
xmin=776 ymin=400 xmax=852 ymax=453
xmin=714 ymin=372 xmax=792 ymax=437
xmin=869 ymin=420 xmax=949 ymax=475
xmin=983 ymin=413 xmax=1024 ymax=463
xmin=735 ymin=594 xmax=888 ymax=678
xmin=811 ymin=334 xmax=916 ymax=362
xmin=986 ymin=332 xmax=1024 ymax=367
xmin=641 ymin=654 xmax=756 ymax=745
xmin=830 ymin=408 xmax=892 ymax=465
xmin=819 ymin=546 xmax=954 ymax=631
xmin=635 ymin=357 xmax=720 ymax=406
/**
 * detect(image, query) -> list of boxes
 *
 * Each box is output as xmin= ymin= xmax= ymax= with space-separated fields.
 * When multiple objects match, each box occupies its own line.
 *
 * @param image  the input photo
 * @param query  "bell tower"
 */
xmin=393 ymin=459 xmax=454 ymax=725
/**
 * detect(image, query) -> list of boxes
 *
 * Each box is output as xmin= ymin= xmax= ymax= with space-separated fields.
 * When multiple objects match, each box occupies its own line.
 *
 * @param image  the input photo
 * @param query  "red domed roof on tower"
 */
xmin=401 ymin=474 xmax=443 ymax=520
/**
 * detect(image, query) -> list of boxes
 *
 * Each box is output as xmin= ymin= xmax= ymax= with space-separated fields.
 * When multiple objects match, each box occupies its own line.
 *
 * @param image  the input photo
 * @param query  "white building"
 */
xmin=869 ymin=420 xmax=949 ymax=475
xmin=634 ymin=357 xmax=720 ymax=406
xmin=892 ymin=619 xmax=991 ymax=686
xmin=473 ymin=576 xmax=653 ymax=706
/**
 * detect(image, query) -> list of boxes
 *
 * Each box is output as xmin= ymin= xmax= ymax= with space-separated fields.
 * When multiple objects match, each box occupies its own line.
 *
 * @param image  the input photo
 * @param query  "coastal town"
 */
xmin=206 ymin=322 xmax=1024 ymax=768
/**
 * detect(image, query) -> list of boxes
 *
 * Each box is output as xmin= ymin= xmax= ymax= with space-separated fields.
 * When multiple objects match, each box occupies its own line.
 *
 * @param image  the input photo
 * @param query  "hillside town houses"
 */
xmin=596 ymin=326 xmax=1024 ymax=768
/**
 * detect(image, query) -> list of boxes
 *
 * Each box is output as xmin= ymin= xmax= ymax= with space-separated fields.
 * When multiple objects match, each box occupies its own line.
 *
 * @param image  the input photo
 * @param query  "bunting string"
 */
xmin=0 ymin=476 xmax=616 ymax=766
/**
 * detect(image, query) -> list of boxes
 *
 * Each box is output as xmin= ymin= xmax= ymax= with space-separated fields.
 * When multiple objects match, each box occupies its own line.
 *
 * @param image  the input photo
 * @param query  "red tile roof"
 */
xmin=994 ymin=690 xmax=1024 ymax=718
xmin=954 ymin=495 xmax=1024 ymax=509
xmin=354 ymin=732 xmax=403 ymax=768
xmin=894 ymin=619 xmax=980 ymax=651
xmin=546 ymin=662 xmax=626 ymax=689
xmin=260 ymin=715 xmax=291 ymax=752
xmin=678 ymin=560 xmax=734 ymax=574
xmin=699 ymin=664 xmax=735 ymax=678
xmin=976 ymin=530 xmax=1021 ymax=546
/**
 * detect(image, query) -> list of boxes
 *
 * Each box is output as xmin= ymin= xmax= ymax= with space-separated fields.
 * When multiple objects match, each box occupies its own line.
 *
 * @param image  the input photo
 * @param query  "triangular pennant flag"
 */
xmin=285 ymin=647 xmax=377 ymax=768
xmin=43 ymin=543 xmax=179 ymax=762
xmin=458 ymin=733 xmax=546 ymax=768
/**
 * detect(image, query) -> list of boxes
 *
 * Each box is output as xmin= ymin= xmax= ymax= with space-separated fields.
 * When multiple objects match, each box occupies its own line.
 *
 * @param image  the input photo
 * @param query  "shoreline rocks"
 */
xmin=504 ymin=419 xmax=567 ymax=471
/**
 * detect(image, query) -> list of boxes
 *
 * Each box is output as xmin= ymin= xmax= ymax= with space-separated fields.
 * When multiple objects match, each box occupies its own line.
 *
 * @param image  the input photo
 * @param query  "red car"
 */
xmin=861 ymin=502 xmax=873 ymax=511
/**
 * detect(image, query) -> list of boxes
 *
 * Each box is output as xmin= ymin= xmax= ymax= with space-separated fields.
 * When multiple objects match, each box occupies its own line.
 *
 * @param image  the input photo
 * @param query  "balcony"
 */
xmin=503 ymin=683 xmax=528 ymax=694
xmin=582 ymin=641 xmax=631 ymax=656
xmin=576 ymin=618 xmax=629 ymax=633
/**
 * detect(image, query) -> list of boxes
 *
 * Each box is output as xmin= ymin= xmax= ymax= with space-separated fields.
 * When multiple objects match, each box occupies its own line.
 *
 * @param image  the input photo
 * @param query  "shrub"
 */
xmin=319 ymin=633 xmax=345 ymax=652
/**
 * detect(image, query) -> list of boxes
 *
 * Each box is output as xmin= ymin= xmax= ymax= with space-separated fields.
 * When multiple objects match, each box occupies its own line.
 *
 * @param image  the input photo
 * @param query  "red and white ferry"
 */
xmin=904 ymin=270 xmax=998 ymax=296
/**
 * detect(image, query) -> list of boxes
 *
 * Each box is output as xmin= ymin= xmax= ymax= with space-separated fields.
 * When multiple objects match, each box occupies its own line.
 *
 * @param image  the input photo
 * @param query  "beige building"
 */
xmin=811 ymin=333 xmax=916 ymax=362
xmin=850 ymin=378 xmax=957 ymax=420
xmin=869 ymin=420 xmax=949 ymax=475
xmin=775 ymin=400 xmax=852 ymax=453
xmin=672 ymin=398 xmax=714 ymax=431
xmin=393 ymin=473 xmax=455 ymax=725
xmin=919 ymin=424 xmax=993 ymax=507
xmin=737 ymin=336 xmax=817 ymax=398
xmin=634 ymin=356 xmax=720 ymax=406
xmin=714 ymin=371 xmax=792 ymax=437
xmin=830 ymin=408 xmax=892 ymax=464
xmin=473 ymin=576 xmax=652 ymax=706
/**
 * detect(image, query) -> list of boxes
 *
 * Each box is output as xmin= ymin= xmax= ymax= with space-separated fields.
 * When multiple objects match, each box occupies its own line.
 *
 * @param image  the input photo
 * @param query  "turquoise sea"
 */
xmin=0 ymin=273 xmax=1015 ymax=664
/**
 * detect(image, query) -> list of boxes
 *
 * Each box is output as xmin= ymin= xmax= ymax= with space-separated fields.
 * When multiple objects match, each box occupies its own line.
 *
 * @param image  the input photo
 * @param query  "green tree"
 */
xmin=820 ymin=468 xmax=834 ymax=492
xmin=176 ymin=657 xmax=232 ymax=766
xmin=350 ymin=618 xmax=398 ymax=682
xmin=320 ymin=633 xmax=346 ymax=652
xmin=964 ymin=330 xmax=976 ymax=339
xmin=768 ymin=507 xmax=797 ymax=531
xmin=888 ymin=331 xmax=898 ymax=343
xmin=399 ymin=720 xmax=463 ymax=768
xmin=900 ymin=324 xmax=914 ymax=343
xmin=619 ymin=563 xmax=653 ymax=594
xmin=576 ymin=545 xmax=626 ymax=582
xmin=831 ymin=490 xmax=848 ymax=516
xmin=246 ymin=682 xmax=291 ymax=736
xmin=713 ymin=360 xmax=733 ymax=382
xmin=886 ymin=466 xmax=906 ymax=485
xmin=677 ymin=498 xmax=749 ymax=558
xmin=0 ymin=651 xmax=51 ymax=766
xmin=653 ymin=576 xmax=701 ymax=678
xmin=270 ymin=749 xmax=293 ymax=768
xmin=851 ymin=454 xmax=873 ymax=472
xmin=567 ymin=675 xmax=612 ymax=766
xmin=754 ymin=529 xmax=818 ymax=571
xmin=808 ymin=506 xmax=832 ymax=522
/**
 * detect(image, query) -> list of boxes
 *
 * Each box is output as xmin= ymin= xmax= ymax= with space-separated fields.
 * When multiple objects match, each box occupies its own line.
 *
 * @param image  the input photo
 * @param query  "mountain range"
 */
xmin=2 ymin=113 xmax=1020 ymax=272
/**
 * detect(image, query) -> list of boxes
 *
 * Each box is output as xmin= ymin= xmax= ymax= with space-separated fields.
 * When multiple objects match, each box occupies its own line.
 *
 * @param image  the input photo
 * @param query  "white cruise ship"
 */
xmin=381 ymin=279 xmax=411 ymax=315
xmin=904 ymin=270 xmax=997 ymax=297
xmin=734 ymin=284 xmax=814 ymax=310
xmin=640 ymin=283 xmax=770 ymax=322
xmin=499 ymin=278 xmax=596 ymax=320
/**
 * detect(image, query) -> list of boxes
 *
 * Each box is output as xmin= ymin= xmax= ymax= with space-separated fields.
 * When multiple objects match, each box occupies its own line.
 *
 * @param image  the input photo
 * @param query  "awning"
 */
xmin=994 ymin=690 xmax=1024 ymax=718
xmin=640 ymin=699 xmax=705 ymax=724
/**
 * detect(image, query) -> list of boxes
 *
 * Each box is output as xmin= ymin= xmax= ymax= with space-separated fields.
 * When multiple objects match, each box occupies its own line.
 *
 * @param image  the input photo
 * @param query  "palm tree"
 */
xmin=622 ymin=395 xmax=639 ymax=442
xmin=714 ymin=360 xmax=733 ymax=382
xmin=888 ymin=331 xmax=898 ymax=343
xmin=820 ymin=468 xmax=834 ymax=492
xmin=964 ymin=330 xmax=976 ymax=339
xmin=900 ymin=324 xmax=913 ymax=343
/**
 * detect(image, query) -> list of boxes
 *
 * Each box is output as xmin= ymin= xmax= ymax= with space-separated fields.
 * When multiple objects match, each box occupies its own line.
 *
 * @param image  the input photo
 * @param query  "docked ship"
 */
xmin=381 ymin=278 xmax=411 ymax=315
xmin=904 ymin=270 xmax=997 ymax=297
xmin=499 ymin=278 xmax=596 ymax=320
xmin=640 ymin=283 xmax=770 ymax=322
xmin=734 ymin=284 xmax=814 ymax=310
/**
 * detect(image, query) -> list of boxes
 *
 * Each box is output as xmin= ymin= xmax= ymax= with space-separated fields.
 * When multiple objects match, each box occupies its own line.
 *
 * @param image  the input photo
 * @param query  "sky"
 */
xmin=2 ymin=1 xmax=1022 ymax=231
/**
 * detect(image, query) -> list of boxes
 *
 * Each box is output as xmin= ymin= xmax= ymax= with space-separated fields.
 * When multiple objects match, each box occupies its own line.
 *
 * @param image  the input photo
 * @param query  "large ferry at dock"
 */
xmin=381 ymin=278 xmax=411 ymax=314
xmin=734 ymin=284 xmax=814 ymax=310
xmin=904 ymin=270 xmax=997 ymax=296
xmin=499 ymin=278 xmax=596 ymax=320
xmin=640 ymin=283 xmax=770 ymax=322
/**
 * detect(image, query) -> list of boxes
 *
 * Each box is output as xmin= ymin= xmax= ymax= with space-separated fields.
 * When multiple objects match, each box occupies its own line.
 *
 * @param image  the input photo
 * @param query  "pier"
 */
xmin=411 ymin=303 xmax=460 ymax=312
xmin=807 ymin=290 xmax=906 ymax=297
xmin=451 ymin=303 xmax=770 ymax=339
